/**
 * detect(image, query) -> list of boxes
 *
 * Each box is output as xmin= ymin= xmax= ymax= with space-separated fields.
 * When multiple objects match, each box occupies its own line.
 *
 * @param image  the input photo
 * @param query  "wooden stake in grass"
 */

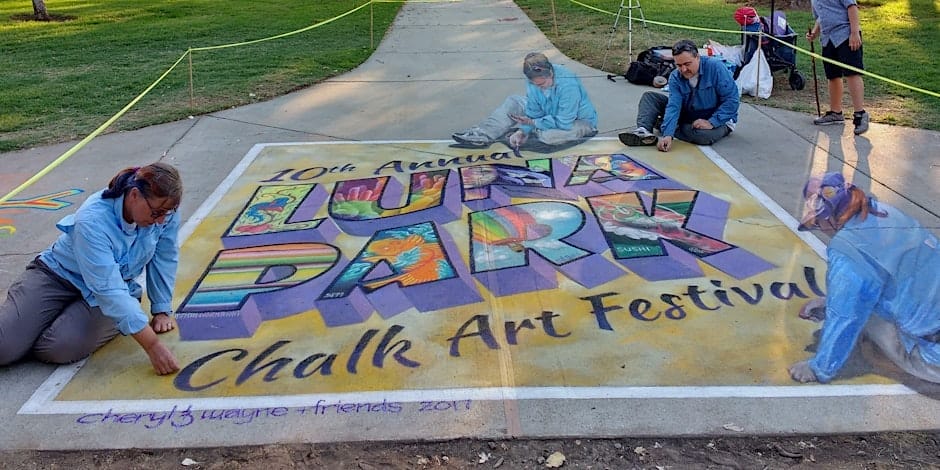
xmin=551 ymin=0 xmax=558 ymax=37
xmin=188 ymin=49 xmax=195 ymax=109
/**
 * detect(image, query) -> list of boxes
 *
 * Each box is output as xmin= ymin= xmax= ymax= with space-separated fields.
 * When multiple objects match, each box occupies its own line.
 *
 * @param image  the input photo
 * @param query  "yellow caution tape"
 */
xmin=0 ymin=50 xmax=191 ymax=205
xmin=0 ymin=1 xmax=381 ymax=205
xmin=567 ymin=0 xmax=939 ymax=98
xmin=191 ymin=2 xmax=372 ymax=52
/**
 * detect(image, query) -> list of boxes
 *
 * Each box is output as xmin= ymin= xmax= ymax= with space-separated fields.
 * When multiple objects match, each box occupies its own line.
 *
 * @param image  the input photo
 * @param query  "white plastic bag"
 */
xmin=736 ymin=48 xmax=772 ymax=99
xmin=707 ymin=40 xmax=743 ymax=67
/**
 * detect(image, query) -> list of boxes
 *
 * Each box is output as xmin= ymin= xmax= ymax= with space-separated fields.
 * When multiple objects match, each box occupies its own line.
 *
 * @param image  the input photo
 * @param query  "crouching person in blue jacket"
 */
xmin=619 ymin=39 xmax=739 ymax=152
xmin=0 ymin=162 xmax=182 ymax=375
xmin=789 ymin=172 xmax=940 ymax=383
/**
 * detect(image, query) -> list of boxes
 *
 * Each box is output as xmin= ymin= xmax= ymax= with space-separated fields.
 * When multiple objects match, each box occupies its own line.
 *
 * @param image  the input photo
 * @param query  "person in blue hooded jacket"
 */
xmin=619 ymin=39 xmax=739 ymax=152
xmin=0 ymin=162 xmax=182 ymax=375
xmin=452 ymin=52 xmax=598 ymax=151
xmin=789 ymin=172 xmax=940 ymax=384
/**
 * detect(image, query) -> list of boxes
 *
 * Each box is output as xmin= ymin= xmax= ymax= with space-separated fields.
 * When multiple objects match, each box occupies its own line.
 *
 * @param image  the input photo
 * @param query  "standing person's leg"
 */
xmin=847 ymin=75 xmax=864 ymax=112
xmin=840 ymin=39 xmax=868 ymax=135
xmin=839 ymin=38 xmax=866 ymax=113
xmin=863 ymin=315 xmax=940 ymax=383
xmin=453 ymin=95 xmax=525 ymax=146
xmin=32 ymin=299 xmax=119 ymax=364
xmin=0 ymin=259 xmax=83 ymax=366
xmin=814 ymin=42 xmax=846 ymax=125
xmin=848 ymin=74 xmax=868 ymax=135
xmin=827 ymin=78 xmax=844 ymax=113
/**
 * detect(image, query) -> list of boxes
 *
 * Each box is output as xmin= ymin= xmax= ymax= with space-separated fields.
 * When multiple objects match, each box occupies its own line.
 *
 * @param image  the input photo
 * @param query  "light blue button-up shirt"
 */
xmin=810 ymin=201 xmax=940 ymax=382
xmin=39 ymin=190 xmax=180 ymax=335
xmin=812 ymin=0 xmax=858 ymax=48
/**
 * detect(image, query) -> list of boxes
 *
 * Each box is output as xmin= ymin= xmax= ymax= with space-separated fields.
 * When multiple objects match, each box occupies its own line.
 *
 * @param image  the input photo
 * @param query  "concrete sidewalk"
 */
xmin=0 ymin=0 xmax=938 ymax=450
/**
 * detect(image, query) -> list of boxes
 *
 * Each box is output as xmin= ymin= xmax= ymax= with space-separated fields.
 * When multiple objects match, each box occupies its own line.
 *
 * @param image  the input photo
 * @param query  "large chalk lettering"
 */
xmin=469 ymin=202 xmax=622 ymax=295
xmin=564 ymin=154 xmax=664 ymax=186
xmin=176 ymin=243 xmax=343 ymax=340
xmin=587 ymin=190 xmax=773 ymax=280
xmin=222 ymin=184 xmax=337 ymax=249
xmin=316 ymin=222 xmax=482 ymax=324
xmin=459 ymin=159 xmax=575 ymax=210
xmin=554 ymin=154 xmax=674 ymax=197
xmin=329 ymin=170 xmax=462 ymax=236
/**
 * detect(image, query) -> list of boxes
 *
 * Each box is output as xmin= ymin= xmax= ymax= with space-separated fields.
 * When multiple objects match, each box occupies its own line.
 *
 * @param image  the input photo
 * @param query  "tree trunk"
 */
xmin=32 ymin=0 xmax=50 ymax=21
xmin=787 ymin=0 xmax=811 ymax=9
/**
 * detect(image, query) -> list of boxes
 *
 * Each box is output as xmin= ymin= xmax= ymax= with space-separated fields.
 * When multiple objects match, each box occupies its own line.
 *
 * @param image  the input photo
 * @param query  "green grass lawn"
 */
xmin=0 ymin=0 xmax=401 ymax=152
xmin=516 ymin=0 xmax=940 ymax=131
xmin=1 ymin=0 xmax=936 ymax=153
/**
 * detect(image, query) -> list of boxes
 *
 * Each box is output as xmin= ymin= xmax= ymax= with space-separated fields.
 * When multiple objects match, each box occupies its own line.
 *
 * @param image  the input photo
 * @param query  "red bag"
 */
xmin=734 ymin=7 xmax=760 ymax=26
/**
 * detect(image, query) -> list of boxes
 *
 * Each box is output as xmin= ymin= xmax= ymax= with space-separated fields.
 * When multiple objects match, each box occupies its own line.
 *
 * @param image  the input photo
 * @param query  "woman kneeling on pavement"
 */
xmin=0 ymin=162 xmax=182 ymax=375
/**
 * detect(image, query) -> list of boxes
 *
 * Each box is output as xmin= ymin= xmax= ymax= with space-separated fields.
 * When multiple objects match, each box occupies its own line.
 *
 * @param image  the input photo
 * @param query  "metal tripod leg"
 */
xmin=627 ymin=0 xmax=649 ymax=62
xmin=601 ymin=0 xmax=650 ymax=71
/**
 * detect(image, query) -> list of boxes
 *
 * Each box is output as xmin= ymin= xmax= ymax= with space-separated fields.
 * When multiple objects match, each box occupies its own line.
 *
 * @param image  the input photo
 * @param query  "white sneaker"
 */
xmin=452 ymin=128 xmax=492 ymax=147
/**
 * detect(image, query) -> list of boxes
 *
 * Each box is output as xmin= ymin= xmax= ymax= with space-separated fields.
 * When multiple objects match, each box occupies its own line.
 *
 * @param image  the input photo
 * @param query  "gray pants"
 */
xmin=636 ymin=91 xmax=731 ymax=145
xmin=476 ymin=95 xmax=596 ymax=146
xmin=0 ymin=258 xmax=119 ymax=366
xmin=864 ymin=315 xmax=940 ymax=384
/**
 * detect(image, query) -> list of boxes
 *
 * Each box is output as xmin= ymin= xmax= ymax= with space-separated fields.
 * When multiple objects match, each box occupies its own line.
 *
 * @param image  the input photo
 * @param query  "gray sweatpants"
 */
xmin=0 ymin=258 xmax=119 ymax=365
xmin=476 ymin=95 xmax=597 ymax=146
xmin=636 ymin=91 xmax=731 ymax=145
xmin=865 ymin=315 xmax=940 ymax=384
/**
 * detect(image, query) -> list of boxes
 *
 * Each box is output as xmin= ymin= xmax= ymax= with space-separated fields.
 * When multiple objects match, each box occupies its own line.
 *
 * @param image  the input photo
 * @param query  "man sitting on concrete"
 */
xmin=452 ymin=52 xmax=598 ymax=151
xmin=619 ymin=39 xmax=739 ymax=152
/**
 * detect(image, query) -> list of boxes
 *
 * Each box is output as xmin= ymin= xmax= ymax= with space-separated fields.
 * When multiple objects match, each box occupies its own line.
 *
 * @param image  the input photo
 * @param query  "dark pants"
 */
xmin=0 ymin=259 xmax=119 ymax=365
xmin=636 ymin=91 xmax=732 ymax=145
xmin=822 ymin=37 xmax=864 ymax=80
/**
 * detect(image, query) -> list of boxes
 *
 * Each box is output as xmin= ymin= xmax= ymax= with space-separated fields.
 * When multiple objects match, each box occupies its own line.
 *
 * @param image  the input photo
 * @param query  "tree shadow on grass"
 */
xmin=9 ymin=13 xmax=76 ymax=23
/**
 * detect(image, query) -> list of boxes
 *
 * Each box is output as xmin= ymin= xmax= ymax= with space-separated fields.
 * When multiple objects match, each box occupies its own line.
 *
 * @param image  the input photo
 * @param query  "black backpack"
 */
xmin=624 ymin=46 xmax=677 ymax=86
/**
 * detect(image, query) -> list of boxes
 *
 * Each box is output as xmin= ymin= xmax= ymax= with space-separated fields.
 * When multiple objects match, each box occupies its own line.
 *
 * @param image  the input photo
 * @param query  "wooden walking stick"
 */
xmin=808 ymin=29 xmax=821 ymax=117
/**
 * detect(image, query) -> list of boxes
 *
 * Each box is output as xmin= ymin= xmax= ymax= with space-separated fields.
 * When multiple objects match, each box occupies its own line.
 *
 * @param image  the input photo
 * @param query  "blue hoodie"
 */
xmin=520 ymin=64 xmax=598 ymax=134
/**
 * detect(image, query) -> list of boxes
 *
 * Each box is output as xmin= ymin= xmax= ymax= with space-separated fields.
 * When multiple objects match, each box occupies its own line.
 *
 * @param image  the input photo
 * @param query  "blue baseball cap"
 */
xmin=798 ymin=172 xmax=854 ymax=231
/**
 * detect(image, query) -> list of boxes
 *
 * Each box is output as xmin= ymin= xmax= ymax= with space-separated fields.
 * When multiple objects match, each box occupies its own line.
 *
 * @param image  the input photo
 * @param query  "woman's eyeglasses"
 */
xmin=143 ymin=197 xmax=176 ymax=219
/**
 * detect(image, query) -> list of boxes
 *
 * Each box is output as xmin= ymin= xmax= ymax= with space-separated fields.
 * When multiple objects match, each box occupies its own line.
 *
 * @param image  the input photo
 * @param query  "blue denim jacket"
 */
xmin=810 ymin=201 xmax=940 ymax=382
xmin=662 ymin=56 xmax=739 ymax=138
xmin=39 ymin=190 xmax=180 ymax=335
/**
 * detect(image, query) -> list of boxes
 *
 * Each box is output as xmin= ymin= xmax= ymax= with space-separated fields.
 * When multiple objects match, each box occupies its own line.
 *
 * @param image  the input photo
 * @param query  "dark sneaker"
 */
xmin=853 ymin=111 xmax=869 ymax=135
xmin=452 ymin=128 xmax=492 ymax=147
xmin=618 ymin=127 xmax=657 ymax=146
xmin=813 ymin=111 xmax=844 ymax=125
